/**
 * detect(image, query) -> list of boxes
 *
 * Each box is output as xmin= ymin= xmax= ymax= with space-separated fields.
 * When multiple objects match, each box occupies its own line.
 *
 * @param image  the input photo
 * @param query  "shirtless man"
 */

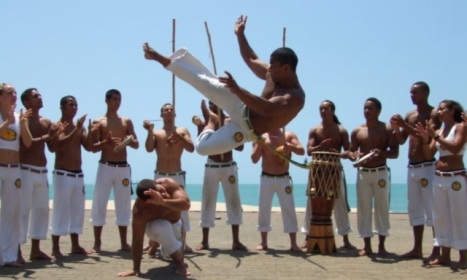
xmin=348 ymin=97 xmax=399 ymax=257
xmin=251 ymin=128 xmax=304 ymax=252
xmin=194 ymin=100 xmax=247 ymax=251
xmin=88 ymin=89 xmax=139 ymax=253
xmin=19 ymin=88 xmax=57 ymax=262
xmin=0 ymin=83 xmax=33 ymax=267
xmin=143 ymin=17 xmax=304 ymax=156
xmin=390 ymin=81 xmax=441 ymax=261
xmin=143 ymin=103 xmax=194 ymax=254
xmin=118 ymin=178 xmax=191 ymax=277
xmin=301 ymin=100 xmax=356 ymax=250
xmin=49 ymin=95 xmax=93 ymax=259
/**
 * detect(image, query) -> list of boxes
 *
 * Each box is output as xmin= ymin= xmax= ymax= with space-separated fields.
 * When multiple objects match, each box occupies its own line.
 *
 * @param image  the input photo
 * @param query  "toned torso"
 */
xmin=54 ymin=121 xmax=85 ymax=171
xmin=405 ymin=108 xmax=437 ymax=162
xmin=154 ymin=127 xmax=190 ymax=172
xmin=353 ymin=121 xmax=392 ymax=168
xmin=96 ymin=116 xmax=134 ymax=162
xmin=20 ymin=116 xmax=51 ymax=166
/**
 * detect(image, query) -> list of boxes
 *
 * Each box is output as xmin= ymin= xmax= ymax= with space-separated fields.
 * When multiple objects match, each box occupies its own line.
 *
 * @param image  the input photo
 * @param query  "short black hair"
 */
xmin=105 ymin=89 xmax=121 ymax=100
xmin=136 ymin=179 xmax=156 ymax=201
xmin=20 ymin=88 xmax=37 ymax=106
xmin=366 ymin=97 xmax=382 ymax=111
xmin=412 ymin=81 xmax=430 ymax=95
xmin=160 ymin=103 xmax=173 ymax=114
xmin=270 ymin=47 xmax=298 ymax=72
xmin=60 ymin=95 xmax=76 ymax=106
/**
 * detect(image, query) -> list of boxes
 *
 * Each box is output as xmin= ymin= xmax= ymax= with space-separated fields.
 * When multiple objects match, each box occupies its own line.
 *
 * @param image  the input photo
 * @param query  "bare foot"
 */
xmin=290 ymin=244 xmax=302 ymax=252
xmin=428 ymin=257 xmax=451 ymax=266
xmin=175 ymin=263 xmax=191 ymax=276
xmin=91 ymin=244 xmax=101 ymax=253
xmin=300 ymin=239 xmax=308 ymax=249
xmin=196 ymin=242 xmax=209 ymax=251
xmin=378 ymin=247 xmax=390 ymax=257
xmin=232 ymin=242 xmax=249 ymax=251
xmin=184 ymin=244 xmax=194 ymax=254
xmin=30 ymin=250 xmax=53 ymax=260
xmin=71 ymin=246 xmax=93 ymax=255
xmin=143 ymin=43 xmax=157 ymax=60
xmin=423 ymin=251 xmax=441 ymax=264
xmin=52 ymin=250 xmax=64 ymax=260
xmin=358 ymin=248 xmax=373 ymax=257
xmin=400 ymin=249 xmax=422 ymax=259
xmin=342 ymin=242 xmax=357 ymax=250
xmin=4 ymin=261 xmax=23 ymax=267
xmin=17 ymin=254 xmax=26 ymax=264
xmin=255 ymin=244 xmax=268 ymax=251
xmin=120 ymin=243 xmax=131 ymax=252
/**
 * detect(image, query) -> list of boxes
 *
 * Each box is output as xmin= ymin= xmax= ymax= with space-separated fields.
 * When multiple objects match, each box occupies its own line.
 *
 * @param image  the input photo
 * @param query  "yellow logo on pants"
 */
xmin=420 ymin=178 xmax=429 ymax=187
xmin=378 ymin=179 xmax=386 ymax=188
xmin=228 ymin=175 xmax=236 ymax=183
xmin=234 ymin=132 xmax=244 ymax=142
xmin=15 ymin=178 xmax=21 ymax=188
xmin=122 ymin=178 xmax=130 ymax=187
xmin=285 ymin=186 xmax=292 ymax=194
xmin=452 ymin=181 xmax=461 ymax=191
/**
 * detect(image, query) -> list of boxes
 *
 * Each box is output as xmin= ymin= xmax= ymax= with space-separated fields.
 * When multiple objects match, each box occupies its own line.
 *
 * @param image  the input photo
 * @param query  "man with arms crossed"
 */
xmin=118 ymin=178 xmax=191 ymax=277
xmin=50 ymin=95 xmax=92 ymax=259
xmin=194 ymin=100 xmax=247 ymax=251
xmin=390 ymin=81 xmax=441 ymax=261
xmin=19 ymin=88 xmax=58 ymax=262
xmin=251 ymin=128 xmax=304 ymax=252
xmin=142 ymin=16 xmax=304 ymax=155
xmin=348 ymin=97 xmax=399 ymax=257
xmin=143 ymin=103 xmax=194 ymax=254
xmin=88 ymin=89 xmax=139 ymax=253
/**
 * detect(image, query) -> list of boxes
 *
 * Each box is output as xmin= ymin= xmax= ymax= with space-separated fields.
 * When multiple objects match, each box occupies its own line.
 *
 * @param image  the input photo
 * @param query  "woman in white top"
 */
xmin=416 ymin=99 xmax=467 ymax=270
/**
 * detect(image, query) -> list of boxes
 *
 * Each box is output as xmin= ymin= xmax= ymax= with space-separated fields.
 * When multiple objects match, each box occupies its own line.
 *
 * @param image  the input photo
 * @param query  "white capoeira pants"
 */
xmin=154 ymin=171 xmax=190 ymax=232
xmin=0 ymin=165 xmax=21 ymax=265
xmin=91 ymin=161 xmax=132 ymax=227
xmin=257 ymin=174 xmax=298 ymax=233
xmin=432 ymin=170 xmax=467 ymax=250
xmin=356 ymin=166 xmax=391 ymax=238
xmin=50 ymin=170 xmax=85 ymax=236
xmin=407 ymin=161 xmax=435 ymax=227
xmin=20 ymin=164 xmax=49 ymax=243
xmin=301 ymin=170 xmax=352 ymax=236
xmin=145 ymin=219 xmax=182 ymax=257
xmin=165 ymin=48 xmax=259 ymax=156
xmin=200 ymin=159 xmax=242 ymax=228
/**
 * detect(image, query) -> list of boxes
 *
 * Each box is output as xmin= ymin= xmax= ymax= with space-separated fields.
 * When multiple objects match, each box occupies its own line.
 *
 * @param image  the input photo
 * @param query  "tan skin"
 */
xmin=118 ymin=178 xmax=191 ymax=277
xmin=88 ymin=92 xmax=139 ymax=253
xmin=348 ymin=100 xmax=399 ymax=257
xmin=390 ymin=83 xmax=441 ymax=261
xmin=50 ymin=97 xmax=93 ymax=259
xmin=301 ymin=101 xmax=356 ymax=250
xmin=142 ymin=104 xmax=194 ymax=254
xmin=18 ymin=89 xmax=60 ymax=261
xmin=415 ymin=101 xmax=467 ymax=269
xmin=0 ymin=84 xmax=33 ymax=267
xmin=142 ymin=25 xmax=305 ymax=137
xmin=193 ymin=100 xmax=247 ymax=251
xmin=251 ymin=128 xmax=304 ymax=252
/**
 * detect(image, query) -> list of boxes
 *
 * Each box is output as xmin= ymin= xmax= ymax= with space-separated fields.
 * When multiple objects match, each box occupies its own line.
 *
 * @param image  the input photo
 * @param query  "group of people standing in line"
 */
xmin=1 ymin=15 xmax=466 ymax=277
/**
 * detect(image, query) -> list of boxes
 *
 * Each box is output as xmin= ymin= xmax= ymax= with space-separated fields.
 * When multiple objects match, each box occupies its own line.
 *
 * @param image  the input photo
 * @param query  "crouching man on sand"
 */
xmin=118 ymin=178 xmax=191 ymax=277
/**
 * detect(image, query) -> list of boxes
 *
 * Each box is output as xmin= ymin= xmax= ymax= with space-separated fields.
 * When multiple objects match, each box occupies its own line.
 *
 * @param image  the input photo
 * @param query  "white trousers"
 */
xmin=166 ymin=48 xmax=258 ymax=155
xmin=432 ymin=172 xmax=467 ymax=250
xmin=200 ymin=160 xmax=242 ymax=227
xmin=20 ymin=164 xmax=49 ymax=243
xmin=154 ymin=171 xmax=190 ymax=232
xmin=407 ymin=163 xmax=435 ymax=227
xmin=257 ymin=175 xmax=298 ymax=233
xmin=50 ymin=170 xmax=85 ymax=236
xmin=91 ymin=162 xmax=132 ymax=226
xmin=0 ymin=165 xmax=21 ymax=265
xmin=302 ymin=171 xmax=352 ymax=236
xmin=356 ymin=167 xmax=391 ymax=238
xmin=145 ymin=219 xmax=182 ymax=256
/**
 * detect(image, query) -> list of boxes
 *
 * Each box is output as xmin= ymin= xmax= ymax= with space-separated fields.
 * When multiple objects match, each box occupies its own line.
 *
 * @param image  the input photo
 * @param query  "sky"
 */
xmin=1 ymin=0 xmax=466 ymax=185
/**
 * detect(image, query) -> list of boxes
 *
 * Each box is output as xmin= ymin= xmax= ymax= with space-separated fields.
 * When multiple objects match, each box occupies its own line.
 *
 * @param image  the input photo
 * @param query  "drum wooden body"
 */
xmin=306 ymin=152 xmax=341 ymax=254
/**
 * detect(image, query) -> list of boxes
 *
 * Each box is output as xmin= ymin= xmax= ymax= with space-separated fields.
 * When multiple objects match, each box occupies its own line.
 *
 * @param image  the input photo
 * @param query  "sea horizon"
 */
xmin=48 ymin=183 xmax=409 ymax=213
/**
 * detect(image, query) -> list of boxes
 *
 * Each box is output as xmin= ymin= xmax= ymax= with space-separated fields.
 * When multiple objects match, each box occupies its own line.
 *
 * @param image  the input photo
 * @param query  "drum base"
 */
xmin=306 ymin=219 xmax=336 ymax=255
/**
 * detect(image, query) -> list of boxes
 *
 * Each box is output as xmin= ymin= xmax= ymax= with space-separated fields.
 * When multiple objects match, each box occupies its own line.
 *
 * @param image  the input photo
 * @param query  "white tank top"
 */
xmin=436 ymin=124 xmax=466 ymax=157
xmin=0 ymin=113 xmax=21 ymax=151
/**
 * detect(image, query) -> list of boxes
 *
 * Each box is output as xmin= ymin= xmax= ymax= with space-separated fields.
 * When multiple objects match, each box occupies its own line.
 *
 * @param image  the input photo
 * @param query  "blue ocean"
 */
xmin=49 ymin=183 xmax=408 ymax=213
